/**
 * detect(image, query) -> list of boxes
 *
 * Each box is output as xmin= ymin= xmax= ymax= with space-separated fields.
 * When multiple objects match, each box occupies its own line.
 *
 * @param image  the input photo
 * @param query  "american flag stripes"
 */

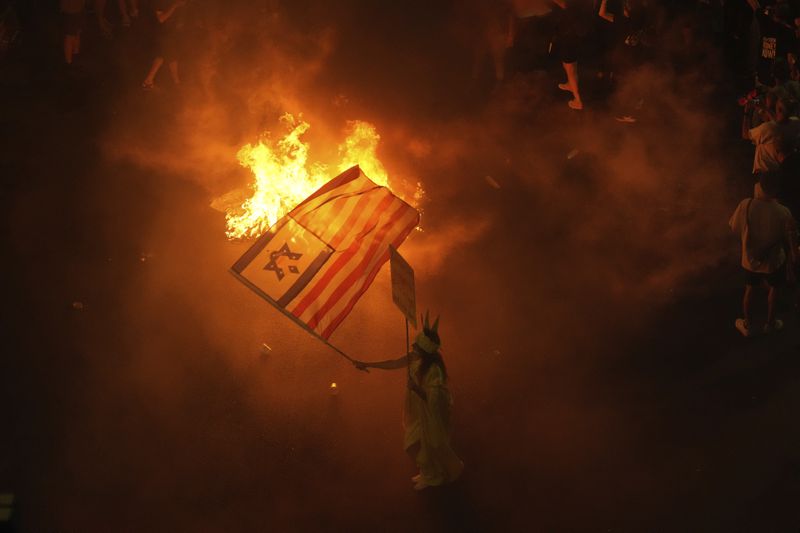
xmin=231 ymin=166 xmax=420 ymax=340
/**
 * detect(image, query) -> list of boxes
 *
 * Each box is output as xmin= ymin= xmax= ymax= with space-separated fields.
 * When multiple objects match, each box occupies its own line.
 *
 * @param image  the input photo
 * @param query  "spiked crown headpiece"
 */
xmin=414 ymin=311 xmax=441 ymax=354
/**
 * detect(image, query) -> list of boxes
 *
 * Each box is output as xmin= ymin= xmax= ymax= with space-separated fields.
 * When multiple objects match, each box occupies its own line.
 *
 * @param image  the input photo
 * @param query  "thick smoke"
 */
xmin=30 ymin=0 xmax=742 ymax=530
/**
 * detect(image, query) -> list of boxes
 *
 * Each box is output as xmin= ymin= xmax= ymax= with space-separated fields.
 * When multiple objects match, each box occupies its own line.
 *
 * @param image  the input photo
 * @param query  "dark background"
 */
xmin=2 ymin=0 xmax=799 ymax=531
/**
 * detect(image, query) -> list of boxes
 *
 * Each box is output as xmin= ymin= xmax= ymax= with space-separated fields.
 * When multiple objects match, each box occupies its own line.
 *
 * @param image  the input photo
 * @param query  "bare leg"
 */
xmin=63 ymin=35 xmax=75 ymax=64
xmin=95 ymin=0 xmax=112 ymax=36
xmin=119 ymin=0 xmax=131 ymax=25
xmin=742 ymin=285 xmax=753 ymax=324
xmin=168 ymin=60 xmax=180 ymax=85
xmin=562 ymin=61 xmax=583 ymax=109
xmin=143 ymin=56 xmax=164 ymax=85
xmin=490 ymin=42 xmax=506 ymax=82
xmin=767 ymin=285 xmax=777 ymax=325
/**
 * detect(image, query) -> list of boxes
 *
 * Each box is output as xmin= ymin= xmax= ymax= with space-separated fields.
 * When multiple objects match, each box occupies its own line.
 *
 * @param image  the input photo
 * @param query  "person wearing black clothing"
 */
xmin=598 ymin=0 xmax=649 ymax=77
xmin=553 ymin=0 xmax=592 ymax=110
xmin=756 ymin=3 xmax=797 ymax=85
xmin=141 ymin=0 xmax=186 ymax=89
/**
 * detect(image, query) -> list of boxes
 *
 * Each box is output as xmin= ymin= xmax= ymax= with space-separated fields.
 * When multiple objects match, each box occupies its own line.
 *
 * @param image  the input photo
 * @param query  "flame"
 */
xmin=225 ymin=114 xmax=329 ymax=240
xmin=224 ymin=115 xmax=408 ymax=241
xmin=337 ymin=120 xmax=388 ymax=187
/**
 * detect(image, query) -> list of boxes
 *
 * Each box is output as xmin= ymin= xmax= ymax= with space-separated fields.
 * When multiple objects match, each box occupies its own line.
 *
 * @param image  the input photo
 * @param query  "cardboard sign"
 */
xmin=389 ymin=245 xmax=416 ymax=328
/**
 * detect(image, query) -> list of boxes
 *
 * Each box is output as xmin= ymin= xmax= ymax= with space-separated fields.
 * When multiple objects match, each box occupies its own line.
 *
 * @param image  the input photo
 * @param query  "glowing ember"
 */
xmin=224 ymin=114 xmax=405 ymax=241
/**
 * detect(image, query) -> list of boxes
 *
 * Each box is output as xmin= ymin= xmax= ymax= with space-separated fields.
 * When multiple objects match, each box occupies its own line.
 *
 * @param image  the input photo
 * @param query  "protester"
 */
xmin=598 ymin=0 xmax=653 ymax=119
xmin=729 ymin=171 xmax=797 ymax=336
xmin=755 ymin=3 xmax=797 ymax=85
xmin=60 ymin=0 xmax=85 ymax=65
xmin=468 ymin=0 xmax=515 ymax=85
xmin=743 ymin=92 xmax=800 ymax=173
xmin=553 ymin=0 xmax=592 ymax=110
xmin=93 ymin=0 xmax=112 ymax=38
xmin=141 ymin=0 xmax=186 ymax=90
xmin=352 ymin=313 xmax=463 ymax=490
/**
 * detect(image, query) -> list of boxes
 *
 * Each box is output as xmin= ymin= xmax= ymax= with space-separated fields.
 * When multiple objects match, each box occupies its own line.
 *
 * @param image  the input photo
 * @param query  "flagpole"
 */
xmin=405 ymin=317 xmax=410 ymax=354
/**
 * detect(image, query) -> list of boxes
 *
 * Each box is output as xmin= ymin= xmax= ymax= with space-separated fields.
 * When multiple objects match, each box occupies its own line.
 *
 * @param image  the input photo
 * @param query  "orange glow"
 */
xmin=224 ymin=115 xmax=416 ymax=241
xmin=225 ymin=114 xmax=329 ymax=240
xmin=337 ymin=120 xmax=388 ymax=187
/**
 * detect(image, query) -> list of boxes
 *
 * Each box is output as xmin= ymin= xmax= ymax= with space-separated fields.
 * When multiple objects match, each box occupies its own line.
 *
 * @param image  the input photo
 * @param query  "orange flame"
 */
xmin=224 ymin=114 xmax=411 ymax=240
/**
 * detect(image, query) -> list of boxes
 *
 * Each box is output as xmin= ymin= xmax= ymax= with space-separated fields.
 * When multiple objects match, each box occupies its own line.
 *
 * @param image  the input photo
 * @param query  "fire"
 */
xmin=338 ymin=120 xmax=388 ymax=187
xmin=224 ymin=114 xmax=402 ymax=240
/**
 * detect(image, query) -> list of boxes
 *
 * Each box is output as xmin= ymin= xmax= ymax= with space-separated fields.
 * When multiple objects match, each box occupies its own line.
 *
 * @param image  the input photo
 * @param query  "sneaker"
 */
xmin=735 ymin=318 xmax=751 ymax=337
xmin=763 ymin=319 xmax=784 ymax=334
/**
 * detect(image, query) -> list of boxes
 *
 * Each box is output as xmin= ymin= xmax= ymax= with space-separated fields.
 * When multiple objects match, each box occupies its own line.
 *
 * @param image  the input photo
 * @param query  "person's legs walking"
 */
xmin=562 ymin=61 xmax=583 ymax=109
xmin=143 ymin=56 xmax=164 ymax=87
xmin=168 ymin=59 xmax=180 ymax=84
xmin=735 ymin=284 xmax=753 ymax=336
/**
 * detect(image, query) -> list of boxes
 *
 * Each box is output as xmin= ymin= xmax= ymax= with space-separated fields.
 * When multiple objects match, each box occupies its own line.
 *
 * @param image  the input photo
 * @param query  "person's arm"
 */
xmin=156 ymin=0 xmax=185 ymax=24
xmin=786 ymin=215 xmax=798 ymax=262
xmin=599 ymin=0 xmax=615 ymax=22
xmin=742 ymin=105 xmax=754 ymax=140
xmin=353 ymin=354 xmax=409 ymax=371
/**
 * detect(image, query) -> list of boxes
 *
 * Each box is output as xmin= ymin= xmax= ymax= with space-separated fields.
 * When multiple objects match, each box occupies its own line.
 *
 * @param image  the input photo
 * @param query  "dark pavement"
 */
xmin=2 ymin=2 xmax=800 ymax=532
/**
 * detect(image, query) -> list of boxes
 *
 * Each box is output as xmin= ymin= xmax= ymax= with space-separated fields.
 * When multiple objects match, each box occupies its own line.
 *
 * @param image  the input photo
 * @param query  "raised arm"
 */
xmin=353 ymin=354 xmax=409 ymax=372
xmin=599 ymin=0 xmax=615 ymax=22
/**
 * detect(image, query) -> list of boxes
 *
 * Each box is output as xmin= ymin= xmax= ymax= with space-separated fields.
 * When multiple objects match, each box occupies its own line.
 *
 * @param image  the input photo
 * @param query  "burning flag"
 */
xmin=231 ymin=165 xmax=420 ymax=340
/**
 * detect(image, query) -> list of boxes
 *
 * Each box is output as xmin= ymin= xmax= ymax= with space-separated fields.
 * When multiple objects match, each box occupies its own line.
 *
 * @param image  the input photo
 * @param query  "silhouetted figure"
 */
xmin=60 ymin=0 xmax=84 ymax=65
xmin=729 ymin=172 xmax=797 ymax=336
xmin=353 ymin=313 xmax=463 ymax=491
xmin=553 ymin=0 xmax=592 ymax=109
xmin=142 ymin=0 xmax=185 ymax=89
xmin=743 ymin=93 xmax=800 ymax=173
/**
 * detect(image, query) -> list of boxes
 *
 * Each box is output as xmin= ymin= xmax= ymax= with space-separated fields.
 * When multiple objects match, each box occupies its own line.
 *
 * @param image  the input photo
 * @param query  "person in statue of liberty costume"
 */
xmin=354 ymin=312 xmax=464 ymax=490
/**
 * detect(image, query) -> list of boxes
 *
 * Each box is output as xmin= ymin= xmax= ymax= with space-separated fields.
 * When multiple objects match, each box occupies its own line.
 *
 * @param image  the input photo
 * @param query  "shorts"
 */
xmin=156 ymin=31 xmax=182 ymax=60
xmin=61 ymin=12 xmax=84 ymax=37
xmin=556 ymin=33 xmax=580 ymax=64
xmin=744 ymin=266 xmax=786 ymax=287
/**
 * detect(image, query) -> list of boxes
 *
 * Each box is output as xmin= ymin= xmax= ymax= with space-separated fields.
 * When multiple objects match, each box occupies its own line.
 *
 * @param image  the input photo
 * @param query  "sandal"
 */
xmin=141 ymin=81 xmax=155 ymax=91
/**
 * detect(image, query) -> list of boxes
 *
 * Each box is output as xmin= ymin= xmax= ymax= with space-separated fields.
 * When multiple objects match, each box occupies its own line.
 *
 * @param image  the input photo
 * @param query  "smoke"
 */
xmin=22 ymin=0 xmax=744 ymax=530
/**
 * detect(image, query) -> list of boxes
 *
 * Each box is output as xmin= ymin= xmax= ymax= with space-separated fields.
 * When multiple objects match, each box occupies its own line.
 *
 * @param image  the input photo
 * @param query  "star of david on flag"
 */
xmin=231 ymin=166 xmax=420 ymax=340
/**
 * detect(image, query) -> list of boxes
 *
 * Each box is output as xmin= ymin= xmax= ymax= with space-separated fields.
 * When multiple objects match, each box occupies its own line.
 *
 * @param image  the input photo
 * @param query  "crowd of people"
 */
xmin=51 ymin=0 xmax=187 ymax=87
xmin=40 ymin=0 xmax=800 ymax=337
xmin=730 ymin=0 xmax=800 ymax=336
